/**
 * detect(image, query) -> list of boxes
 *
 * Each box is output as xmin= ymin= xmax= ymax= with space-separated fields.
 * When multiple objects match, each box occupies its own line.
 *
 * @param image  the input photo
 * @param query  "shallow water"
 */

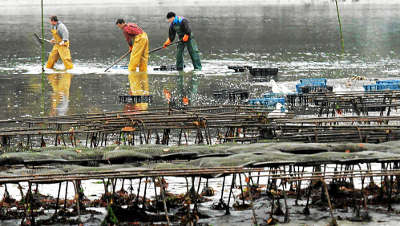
xmin=2 ymin=1 xmax=400 ymax=225
xmin=2 ymin=2 xmax=400 ymax=119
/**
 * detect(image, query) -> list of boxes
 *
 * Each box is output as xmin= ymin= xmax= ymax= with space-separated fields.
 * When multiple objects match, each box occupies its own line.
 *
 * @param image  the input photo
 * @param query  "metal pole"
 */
xmin=335 ymin=0 xmax=345 ymax=53
xmin=40 ymin=0 xmax=46 ymax=116
xmin=41 ymin=0 xmax=45 ymax=73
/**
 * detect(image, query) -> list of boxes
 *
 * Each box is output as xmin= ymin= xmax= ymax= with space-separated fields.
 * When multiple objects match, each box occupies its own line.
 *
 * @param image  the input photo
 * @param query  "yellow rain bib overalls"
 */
xmin=46 ymin=28 xmax=74 ymax=70
xmin=128 ymin=32 xmax=149 ymax=72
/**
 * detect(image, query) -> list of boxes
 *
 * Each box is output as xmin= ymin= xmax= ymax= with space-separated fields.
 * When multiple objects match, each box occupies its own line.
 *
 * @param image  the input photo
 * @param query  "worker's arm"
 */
xmin=168 ymin=24 xmax=176 ymax=42
xmin=181 ymin=18 xmax=192 ymax=36
xmin=58 ymin=23 xmax=69 ymax=41
xmin=181 ymin=19 xmax=192 ymax=42
xmin=123 ymin=30 xmax=133 ymax=47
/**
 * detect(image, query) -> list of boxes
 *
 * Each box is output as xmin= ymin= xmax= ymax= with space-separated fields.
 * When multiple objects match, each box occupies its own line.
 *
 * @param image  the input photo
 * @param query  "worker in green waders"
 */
xmin=163 ymin=12 xmax=202 ymax=71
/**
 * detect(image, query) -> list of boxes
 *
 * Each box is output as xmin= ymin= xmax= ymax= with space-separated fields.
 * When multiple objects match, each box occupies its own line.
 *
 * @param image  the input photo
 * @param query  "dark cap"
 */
xmin=116 ymin=19 xmax=125 ymax=24
xmin=166 ymin=12 xmax=176 ymax=19
xmin=50 ymin=15 xmax=58 ymax=22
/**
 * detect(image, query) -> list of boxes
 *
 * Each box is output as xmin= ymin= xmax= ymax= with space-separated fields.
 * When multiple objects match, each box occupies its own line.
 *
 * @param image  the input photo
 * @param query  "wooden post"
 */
xmin=321 ymin=179 xmax=338 ymax=226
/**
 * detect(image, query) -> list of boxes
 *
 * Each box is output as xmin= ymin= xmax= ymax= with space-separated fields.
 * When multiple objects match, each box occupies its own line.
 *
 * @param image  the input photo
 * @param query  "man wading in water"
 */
xmin=163 ymin=12 xmax=202 ymax=71
xmin=46 ymin=16 xmax=74 ymax=70
xmin=116 ymin=19 xmax=149 ymax=72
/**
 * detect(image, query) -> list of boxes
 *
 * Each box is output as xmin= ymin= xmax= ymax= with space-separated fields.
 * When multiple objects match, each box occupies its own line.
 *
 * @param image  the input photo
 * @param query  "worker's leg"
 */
xmin=58 ymin=43 xmax=74 ymax=70
xmin=139 ymin=33 xmax=149 ymax=73
xmin=46 ymin=46 xmax=60 ymax=69
xmin=186 ymin=38 xmax=202 ymax=70
xmin=176 ymin=42 xmax=185 ymax=71
xmin=128 ymin=34 xmax=147 ymax=72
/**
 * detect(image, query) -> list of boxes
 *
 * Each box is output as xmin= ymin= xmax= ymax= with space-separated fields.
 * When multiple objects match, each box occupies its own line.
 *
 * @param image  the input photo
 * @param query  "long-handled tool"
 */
xmin=104 ymin=40 xmax=181 ymax=72
xmin=34 ymin=33 xmax=52 ymax=45
xmin=104 ymin=50 xmax=131 ymax=72
xmin=148 ymin=40 xmax=181 ymax=54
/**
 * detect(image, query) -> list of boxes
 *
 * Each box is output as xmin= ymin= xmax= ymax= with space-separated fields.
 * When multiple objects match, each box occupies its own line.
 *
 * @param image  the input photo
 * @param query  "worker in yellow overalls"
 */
xmin=116 ymin=19 xmax=149 ymax=72
xmin=46 ymin=16 xmax=74 ymax=70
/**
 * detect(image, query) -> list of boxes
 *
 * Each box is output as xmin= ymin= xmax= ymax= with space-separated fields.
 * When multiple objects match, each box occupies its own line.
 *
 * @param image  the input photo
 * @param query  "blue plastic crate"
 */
xmin=296 ymin=83 xmax=327 ymax=93
xmin=381 ymin=84 xmax=400 ymax=90
xmin=364 ymin=79 xmax=400 ymax=92
xmin=296 ymin=78 xmax=328 ymax=93
xmin=275 ymin=98 xmax=285 ymax=105
xmin=299 ymin=78 xmax=327 ymax=85
xmin=364 ymin=84 xmax=400 ymax=91
xmin=376 ymin=80 xmax=400 ymax=85
xmin=248 ymin=99 xmax=262 ymax=105
xmin=249 ymin=97 xmax=285 ymax=107
xmin=269 ymin=98 xmax=284 ymax=107
xmin=363 ymin=85 xmax=378 ymax=91
xmin=262 ymin=92 xmax=285 ymax=98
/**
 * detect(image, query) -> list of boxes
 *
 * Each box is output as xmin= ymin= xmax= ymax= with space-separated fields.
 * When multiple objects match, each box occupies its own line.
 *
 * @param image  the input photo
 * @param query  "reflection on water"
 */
xmin=124 ymin=72 xmax=149 ymax=112
xmin=128 ymin=72 xmax=149 ymax=96
xmin=176 ymin=71 xmax=198 ymax=107
xmin=0 ymin=71 xmax=285 ymax=119
xmin=47 ymin=73 xmax=72 ymax=116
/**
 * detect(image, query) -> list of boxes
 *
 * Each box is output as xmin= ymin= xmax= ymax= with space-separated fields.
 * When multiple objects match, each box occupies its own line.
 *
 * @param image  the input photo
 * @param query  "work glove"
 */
xmin=129 ymin=45 xmax=133 ymax=52
xmin=182 ymin=34 xmax=189 ymax=42
xmin=50 ymin=39 xmax=56 ymax=44
xmin=163 ymin=39 xmax=171 ymax=48
xmin=59 ymin=41 xmax=65 ymax=46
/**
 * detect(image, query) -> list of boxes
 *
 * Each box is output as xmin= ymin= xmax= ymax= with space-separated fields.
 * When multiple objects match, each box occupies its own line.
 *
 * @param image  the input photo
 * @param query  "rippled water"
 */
xmin=1 ymin=2 xmax=400 ymax=119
